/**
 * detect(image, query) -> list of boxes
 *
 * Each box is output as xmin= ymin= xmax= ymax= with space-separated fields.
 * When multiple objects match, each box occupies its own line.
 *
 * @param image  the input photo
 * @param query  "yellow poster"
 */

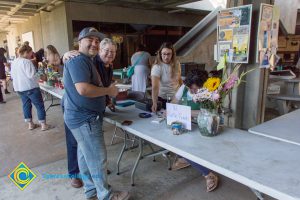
xmin=219 ymin=29 xmax=233 ymax=42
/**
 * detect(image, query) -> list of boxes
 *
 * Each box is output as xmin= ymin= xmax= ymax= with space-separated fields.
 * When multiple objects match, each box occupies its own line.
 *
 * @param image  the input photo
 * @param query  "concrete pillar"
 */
xmin=224 ymin=0 xmax=272 ymax=129
xmin=64 ymin=2 xmax=74 ymax=51
xmin=274 ymin=0 xmax=299 ymax=34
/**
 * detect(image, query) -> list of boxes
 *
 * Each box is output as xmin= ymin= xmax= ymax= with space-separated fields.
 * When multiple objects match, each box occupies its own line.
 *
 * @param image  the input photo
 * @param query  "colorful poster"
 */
xmin=233 ymin=26 xmax=249 ymax=35
xmin=219 ymin=42 xmax=231 ymax=58
xmin=257 ymin=4 xmax=280 ymax=68
xmin=261 ymin=5 xmax=273 ymax=23
xmin=217 ymin=5 xmax=252 ymax=63
xmin=232 ymin=35 xmax=249 ymax=62
xmin=270 ymin=6 xmax=280 ymax=49
xmin=240 ymin=7 xmax=251 ymax=25
xmin=218 ymin=16 xmax=238 ymax=29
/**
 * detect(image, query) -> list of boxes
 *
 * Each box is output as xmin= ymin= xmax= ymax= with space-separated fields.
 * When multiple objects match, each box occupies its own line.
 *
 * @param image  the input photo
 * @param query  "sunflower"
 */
xmin=203 ymin=77 xmax=221 ymax=91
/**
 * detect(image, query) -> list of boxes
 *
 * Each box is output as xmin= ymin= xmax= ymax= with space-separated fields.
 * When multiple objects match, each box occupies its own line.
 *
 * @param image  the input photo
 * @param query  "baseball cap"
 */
xmin=78 ymin=27 xmax=106 ymax=41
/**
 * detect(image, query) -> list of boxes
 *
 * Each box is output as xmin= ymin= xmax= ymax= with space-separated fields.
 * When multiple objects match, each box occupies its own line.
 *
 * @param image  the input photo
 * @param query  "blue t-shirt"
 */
xmin=63 ymin=53 xmax=106 ymax=129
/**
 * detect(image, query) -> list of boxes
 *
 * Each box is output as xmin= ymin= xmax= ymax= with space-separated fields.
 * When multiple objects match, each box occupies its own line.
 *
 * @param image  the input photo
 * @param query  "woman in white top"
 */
xmin=151 ymin=42 xmax=181 ymax=112
xmin=131 ymin=44 xmax=151 ymax=92
xmin=11 ymin=45 xmax=51 ymax=131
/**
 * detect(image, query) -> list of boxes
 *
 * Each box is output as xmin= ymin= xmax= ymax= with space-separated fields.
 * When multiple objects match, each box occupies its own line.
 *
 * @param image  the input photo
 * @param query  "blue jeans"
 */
xmin=70 ymin=116 xmax=111 ymax=200
xmin=18 ymin=87 xmax=46 ymax=123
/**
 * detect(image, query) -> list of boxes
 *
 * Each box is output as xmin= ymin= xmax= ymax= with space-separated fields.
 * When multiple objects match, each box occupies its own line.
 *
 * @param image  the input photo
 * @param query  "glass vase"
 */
xmin=197 ymin=108 xmax=220 ymax=137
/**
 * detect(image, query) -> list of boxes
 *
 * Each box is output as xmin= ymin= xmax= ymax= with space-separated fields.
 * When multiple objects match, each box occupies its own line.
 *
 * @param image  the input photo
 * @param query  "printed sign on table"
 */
xmin=166 ymin=103 xmax=191 ymax=130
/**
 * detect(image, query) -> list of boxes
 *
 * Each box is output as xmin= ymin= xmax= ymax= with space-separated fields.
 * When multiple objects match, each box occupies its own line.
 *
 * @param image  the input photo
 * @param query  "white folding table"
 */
xmin=249 ymin=109 xmax=300 ymax=146
xmin=39 ymin=84 xmax=64 ymax=111
xmin=104 ymin=106 xmax=300 ymax=200
xmin=37 ymin=87 xmax=300 ymax=200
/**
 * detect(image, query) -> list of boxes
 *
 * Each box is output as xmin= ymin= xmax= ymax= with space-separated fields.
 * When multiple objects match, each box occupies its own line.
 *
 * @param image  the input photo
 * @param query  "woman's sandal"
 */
xmin=41 ymin=124 xmax=53 ymax=131
xmin=205 ymin=172 xmax=219 ymax=192
xmin=172 ymin=158 xmax=191 ymax=171
xmin=28 ymin=123 xmax=40 ymax=130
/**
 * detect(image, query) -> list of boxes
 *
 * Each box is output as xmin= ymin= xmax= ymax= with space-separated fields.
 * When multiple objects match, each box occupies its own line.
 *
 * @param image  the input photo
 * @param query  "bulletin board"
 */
xmin=257 ymin=4 xmax=280 ymax=68
xmin=217 ymin=5 xmax=252 ymax=63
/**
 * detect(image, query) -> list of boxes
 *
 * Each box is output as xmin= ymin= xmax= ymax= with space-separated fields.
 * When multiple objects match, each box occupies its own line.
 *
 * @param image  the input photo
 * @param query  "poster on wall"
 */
xmin=257 ymin=4 xmax=280 ymax=68
xmin=21 ymin=31 xmax=35 ymax=51
xmin=217 ymin=5 xmax=252 ymax=63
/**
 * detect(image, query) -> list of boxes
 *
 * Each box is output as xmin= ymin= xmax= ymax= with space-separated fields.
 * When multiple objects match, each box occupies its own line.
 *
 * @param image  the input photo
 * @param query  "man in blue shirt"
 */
xmin=63 ymin=27 xmax=130 ymax=200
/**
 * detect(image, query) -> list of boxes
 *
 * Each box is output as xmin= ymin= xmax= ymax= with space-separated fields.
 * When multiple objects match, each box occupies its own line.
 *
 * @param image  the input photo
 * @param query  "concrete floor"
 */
xmin=0 ymin=89 xmax=275 ymax=200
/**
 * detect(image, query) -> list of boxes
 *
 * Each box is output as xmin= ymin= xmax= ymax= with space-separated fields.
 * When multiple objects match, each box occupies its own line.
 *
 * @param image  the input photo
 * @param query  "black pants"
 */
xmin=0 ymin=85 xmax=3 ymax=102
xmin=62 ymin=104 xmax=80 ymax=177
xmin=64 ymin=123 xmax=80 ymax=176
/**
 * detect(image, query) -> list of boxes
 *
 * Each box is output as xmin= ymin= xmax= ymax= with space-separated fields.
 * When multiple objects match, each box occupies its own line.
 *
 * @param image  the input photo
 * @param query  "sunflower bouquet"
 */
xmin=193 ymin=63 xmax=255 ymax=110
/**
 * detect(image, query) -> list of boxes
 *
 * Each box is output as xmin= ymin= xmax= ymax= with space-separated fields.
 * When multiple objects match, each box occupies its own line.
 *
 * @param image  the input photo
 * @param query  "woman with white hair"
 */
xmin=63 ymin=38 xmax=117 ymax=110
xmin=94 ymin=38 xmax=117 ymax=110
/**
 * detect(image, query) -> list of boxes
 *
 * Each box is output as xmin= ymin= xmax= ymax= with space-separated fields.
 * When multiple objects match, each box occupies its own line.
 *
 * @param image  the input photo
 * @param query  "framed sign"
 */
xmin=217 ymin=5 xmax=252 ymax=63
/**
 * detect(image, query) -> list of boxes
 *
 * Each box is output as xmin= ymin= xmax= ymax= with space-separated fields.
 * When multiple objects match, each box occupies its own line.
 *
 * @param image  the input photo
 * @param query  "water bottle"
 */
xmin=181 ymin=97 xmax=188 ymax=106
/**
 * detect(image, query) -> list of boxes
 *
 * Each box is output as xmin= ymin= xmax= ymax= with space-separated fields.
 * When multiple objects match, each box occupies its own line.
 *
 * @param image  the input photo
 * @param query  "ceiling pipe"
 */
xmin=0 ymin=0 xmax=30 ymax=28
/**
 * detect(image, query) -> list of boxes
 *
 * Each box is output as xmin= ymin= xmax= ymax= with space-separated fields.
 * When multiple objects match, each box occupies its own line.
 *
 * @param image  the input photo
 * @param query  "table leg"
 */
xmin=276 ymin=99 xmax=289 ymax=115
xmin=296 ymin=82 xmax=300 ymax=95
xmin=116 ymin=130 xmax=129 ymax=175
xmin=45 ymin=94 xmax=60 ymax=112
xmin=110 ymin=125 xmax=118 ymax=145
xmin=130 ymin=141 xmax=171 ymax=186
xmin=131 ymin=137 xmax=143 ymax=186
xmin=45 ymin=95 xmax=54 ymax=112
xmin=147 ymin=142 xmax=156 ymax=161
xmin=250 ymin=188 xmax=264 ymax=200
xmin=111 ymin=126 xmax=136 ymax=146
xmin=162 ymin=152 xmax=172 ymax=170
xmin=286 ymin=82 xmax=294 ymax=95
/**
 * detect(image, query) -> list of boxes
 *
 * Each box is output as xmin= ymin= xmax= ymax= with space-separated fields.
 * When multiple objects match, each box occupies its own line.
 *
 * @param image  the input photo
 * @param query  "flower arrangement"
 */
xmin=193 ymin=63 xmax=256 ymax=110
xmin=47 ymin=71 xmax=59 ymax=81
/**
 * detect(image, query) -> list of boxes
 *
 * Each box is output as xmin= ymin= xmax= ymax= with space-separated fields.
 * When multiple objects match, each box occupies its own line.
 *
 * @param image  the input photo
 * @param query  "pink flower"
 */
xmin=211 ymin=92 xmax=220 ymax=101
xmin=223 ymin=75 xmax=238 ymax=91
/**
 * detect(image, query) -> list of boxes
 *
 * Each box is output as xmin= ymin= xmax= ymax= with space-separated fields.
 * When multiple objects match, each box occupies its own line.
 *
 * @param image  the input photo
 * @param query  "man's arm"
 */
xmin=151 ymin=76 xmax=160 ymax=112
xmin=75 ymin=82 xmax=118 ymax=98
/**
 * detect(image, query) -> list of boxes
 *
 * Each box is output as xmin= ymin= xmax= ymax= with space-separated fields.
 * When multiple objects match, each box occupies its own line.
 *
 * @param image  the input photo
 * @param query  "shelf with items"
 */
xmin=277 ymin=35 xmax=300 ymax=66
xmin=277 ymin=51 xmax=299 ymax=66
